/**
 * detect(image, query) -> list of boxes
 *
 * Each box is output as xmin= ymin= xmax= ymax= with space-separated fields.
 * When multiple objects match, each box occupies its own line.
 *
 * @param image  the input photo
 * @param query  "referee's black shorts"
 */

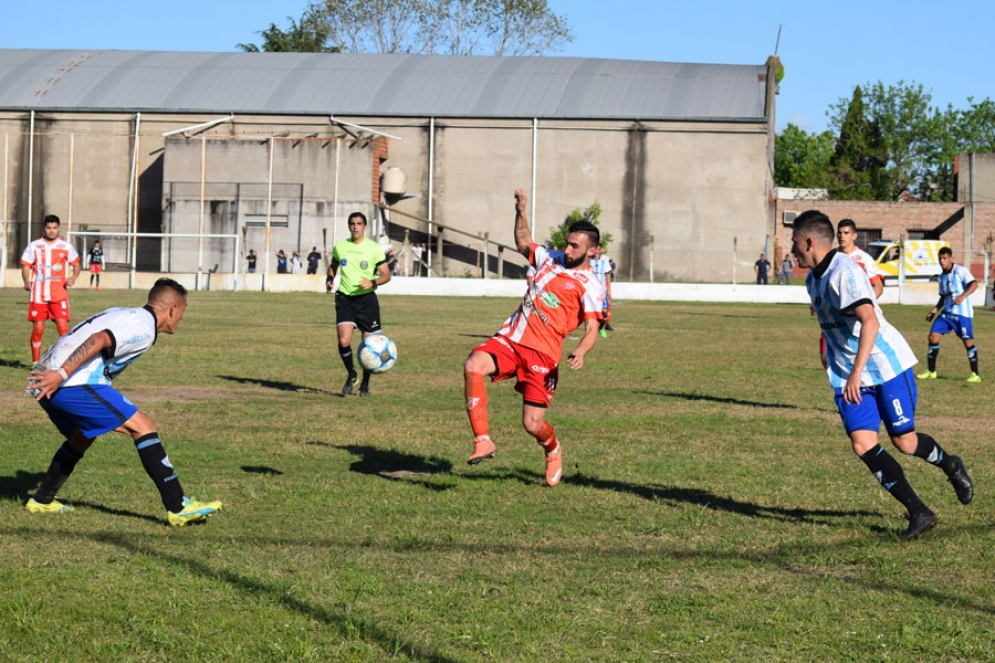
xmin=335 ymin=291 xmax=382 ymax=334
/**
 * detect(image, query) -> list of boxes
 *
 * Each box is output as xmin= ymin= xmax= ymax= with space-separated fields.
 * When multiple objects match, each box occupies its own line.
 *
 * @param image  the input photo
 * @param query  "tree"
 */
xmin=237 ymin=9 xmax=339 ymax=52
xmin=825 ymin=85 xmax=888 ymax=200
xmin=550 ymin=201 xmax=613 ymax=252
xmin=773 ymin=123 xmax=835 ymax=190
xmin=244 ymin=0 xmax=573 ymax=55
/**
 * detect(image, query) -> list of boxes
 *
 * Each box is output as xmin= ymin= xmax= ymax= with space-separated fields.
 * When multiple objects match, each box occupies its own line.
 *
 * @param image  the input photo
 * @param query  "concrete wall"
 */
xmin=370 ymin=117 xmax=773 ymax=282
xmin=3 ymin=271 xmax=981 ymax=309
xmin=1 ymin=112 xmax=774 ymax=283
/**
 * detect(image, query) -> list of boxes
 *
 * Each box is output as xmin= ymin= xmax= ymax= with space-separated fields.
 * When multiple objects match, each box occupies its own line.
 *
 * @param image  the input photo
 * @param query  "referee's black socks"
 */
xmin=339 ymin=344 xmax=356 ymax=377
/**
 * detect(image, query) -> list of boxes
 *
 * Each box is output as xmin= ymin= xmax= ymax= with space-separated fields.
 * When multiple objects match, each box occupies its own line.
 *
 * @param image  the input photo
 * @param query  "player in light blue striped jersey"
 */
xmin=917 ymin=246 xmax=980 ymax=382
xmin=792 ymin=210 xmax=973 ymax=541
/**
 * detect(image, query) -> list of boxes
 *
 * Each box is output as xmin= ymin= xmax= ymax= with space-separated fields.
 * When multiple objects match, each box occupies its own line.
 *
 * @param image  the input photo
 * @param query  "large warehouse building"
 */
xmin=0 ymin=49 xmax=780 ymax=284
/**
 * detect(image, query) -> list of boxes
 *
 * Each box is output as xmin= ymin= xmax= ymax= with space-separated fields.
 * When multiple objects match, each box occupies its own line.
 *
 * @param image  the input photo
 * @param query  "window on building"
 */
xmin=856 ymin=229 xmax=882 ymax=250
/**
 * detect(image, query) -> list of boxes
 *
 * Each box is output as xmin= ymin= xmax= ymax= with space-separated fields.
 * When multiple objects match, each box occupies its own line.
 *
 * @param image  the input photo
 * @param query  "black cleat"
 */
xmin=359 ymin=387 xmax=370 ymax=397
xmin=945 ymin=456 xmax=974 ymax=505
xmin=900 ymin=510 xmax=938 ymax=541
xmin=342 ymin=374 xmax=358 ymax=396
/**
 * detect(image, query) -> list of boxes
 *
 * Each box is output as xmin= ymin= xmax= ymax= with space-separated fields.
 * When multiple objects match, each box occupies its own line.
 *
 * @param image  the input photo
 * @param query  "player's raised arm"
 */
xmin=513 ymin=189 xmax=533 ymax=257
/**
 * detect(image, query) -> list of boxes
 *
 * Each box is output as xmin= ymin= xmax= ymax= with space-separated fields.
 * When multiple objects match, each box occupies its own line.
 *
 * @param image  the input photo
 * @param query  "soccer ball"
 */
xmin=357 ymin=334 xmax=397 ymax=373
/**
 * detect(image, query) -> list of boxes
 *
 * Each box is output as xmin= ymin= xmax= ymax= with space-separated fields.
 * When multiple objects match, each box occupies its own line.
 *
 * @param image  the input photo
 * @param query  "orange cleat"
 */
xmin=467 ymin=436 xmax=496 ymax=465
xmin=544 ymin=445 xmax=562 ymax=486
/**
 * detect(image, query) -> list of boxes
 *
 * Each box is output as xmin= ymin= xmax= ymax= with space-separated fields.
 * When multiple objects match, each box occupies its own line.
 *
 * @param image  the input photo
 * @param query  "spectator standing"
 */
xmin=276 ymin=250 xmax=288 ymax=274
xmin=754 ymin=253 xmax=771 ymax=285
xmin=776 ymin=253 xmax=794 ymax=285
xmin=306 ymin=247 xmax=321 ymax=275
xmin=247 ymin=249 xmax=257 ymax=273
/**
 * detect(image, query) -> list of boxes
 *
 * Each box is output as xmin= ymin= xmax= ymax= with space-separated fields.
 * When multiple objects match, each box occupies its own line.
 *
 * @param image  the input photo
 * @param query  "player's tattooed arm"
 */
xmin=27 ymin=331 xmax=113 ymax=401
xmin=513 ymin=188 xmax=533 ymax=257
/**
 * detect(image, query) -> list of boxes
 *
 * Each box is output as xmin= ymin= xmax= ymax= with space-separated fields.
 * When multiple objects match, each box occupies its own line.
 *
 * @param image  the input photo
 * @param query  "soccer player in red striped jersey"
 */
xmin=463 ymin=189 xmax=605 ymax=486
xmin=20 ymin=215 xmax=80 ymax=362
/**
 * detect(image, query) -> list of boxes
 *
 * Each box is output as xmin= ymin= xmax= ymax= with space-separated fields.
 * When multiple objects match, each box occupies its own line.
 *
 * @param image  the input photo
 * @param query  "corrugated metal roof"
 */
xmin=0 ymin=49 xmax=769 ymax=121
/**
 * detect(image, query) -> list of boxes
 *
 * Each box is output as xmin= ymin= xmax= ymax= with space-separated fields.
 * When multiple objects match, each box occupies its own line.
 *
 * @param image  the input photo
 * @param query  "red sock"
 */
xmin=464 ymin=371 xmax=489 ymax=438
xmin=55 ymin=320 xmax=69 ymax=336
xmin=30 ymin=325 xmax=44 ymax=362
xmin=535 ymin=422 xmax=558 ymax=454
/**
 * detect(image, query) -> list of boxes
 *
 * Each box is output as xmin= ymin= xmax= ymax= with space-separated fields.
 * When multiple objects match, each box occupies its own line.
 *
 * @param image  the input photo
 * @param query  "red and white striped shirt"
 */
xmin=21 ymin=237 xmax=79 ymax=304
xmin=497 ymin=244 xmax=605 ymax=362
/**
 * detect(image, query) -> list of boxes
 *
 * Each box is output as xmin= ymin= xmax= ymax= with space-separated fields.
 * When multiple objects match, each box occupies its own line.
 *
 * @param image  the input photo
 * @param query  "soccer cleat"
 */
xmin=916 ymin=370 xmax=937 ymax=380
xmin=544 ymin=446 xmax=563 ymax=487
xmin=25 ymin=497 xmax=74 ymax=514
xmin=945 ymin=456 xmax=974 ymax=505
xmin=359 ymin=386 xmax=370 ymax=397
xmin=598 ymin=328 xmax=608 ymax=338
xmin=341 ymin=374 xmax=358 ymax=396
xmin=967 ymin=372 xmax=982 ymax=383
xmin=167 ymin=496 xmax=223 ymax=527
xmin=467 ymin=436 xmax=496 ymax=465
xmin=900 ymin=510 xmax=938 ymax=541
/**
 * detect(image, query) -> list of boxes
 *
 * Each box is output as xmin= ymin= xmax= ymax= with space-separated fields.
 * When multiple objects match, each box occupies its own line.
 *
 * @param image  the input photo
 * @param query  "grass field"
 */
xmin=1 ymin=287 xmax=994 ymax=662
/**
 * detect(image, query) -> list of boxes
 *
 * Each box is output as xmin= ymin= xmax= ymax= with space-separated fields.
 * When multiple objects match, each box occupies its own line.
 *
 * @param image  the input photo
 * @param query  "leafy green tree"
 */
xmin=774 ymin=123 xmax=835 ymax=189
xmin=550 ymin=201 xmax=612 ymax=251
xmin=244 ymin=0 xmax=573 ymax=55
xmin=825 ymin=85 xmax=889 ymax=200
xmin=237 ymin=9 xmax=338 ymax=52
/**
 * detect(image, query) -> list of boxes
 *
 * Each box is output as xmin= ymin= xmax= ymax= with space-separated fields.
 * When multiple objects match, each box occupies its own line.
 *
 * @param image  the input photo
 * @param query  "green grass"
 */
xmin=1 ymin=288 xmax=994 ymax=662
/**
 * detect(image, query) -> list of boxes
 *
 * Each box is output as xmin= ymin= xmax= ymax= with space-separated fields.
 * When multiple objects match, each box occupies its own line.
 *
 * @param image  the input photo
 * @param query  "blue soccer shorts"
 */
xmin=930 ymin=313 xmax=974 ymax=340
xmin=41 ymin=384 xmax=139 ymax=440
xmin=835 ymin=368 xmax=917 ymax=437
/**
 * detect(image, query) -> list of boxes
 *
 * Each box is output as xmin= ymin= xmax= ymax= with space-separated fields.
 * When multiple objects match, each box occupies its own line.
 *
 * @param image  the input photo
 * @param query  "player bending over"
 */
xmin=25 ymin=278 xmax=223 ymax=526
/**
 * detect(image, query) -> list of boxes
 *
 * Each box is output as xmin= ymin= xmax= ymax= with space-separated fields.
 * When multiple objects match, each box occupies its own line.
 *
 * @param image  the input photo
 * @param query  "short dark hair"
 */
xmin=567 ymin=220 xmax=600 ymax=248
xmin=149 ymin=277 xmax=188 ymax=301
xmin=837 ymin=218 xmax=857 ymax=232
xmin=348 ymin=212 xmax=367 ymax=226
xmin=793 ymin=210 xmax=834 ymax=245
xmin=43 ymin=214 xmax=61 ymax=226
xmin=938 ymin=246 xmax=953 ymax=258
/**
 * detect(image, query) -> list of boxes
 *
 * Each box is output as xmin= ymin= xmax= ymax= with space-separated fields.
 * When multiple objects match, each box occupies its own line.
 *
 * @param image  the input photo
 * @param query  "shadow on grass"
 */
xmin=641 ymin=390 xmax=799 ymax=410
xmin=72 ymin=500 xmax=165 ymax=525
xmin=0 ymin=470 xmax=44 ymax=500
xmin=333 ymin=444 xmax=455 ymax=492
xmin=217 ymin=374 xmax=333 ymax=395
xmin=242 ymin=465 xmax=284 ymax=476
xmin=0 ymin=358 xmax=32 ymax=370
xmin=461 ymin=463 xmax=880 ymax=529
xmin=569 ymin=471 xmax=881 ymax=526
xmin=87 ymin=531 xmax=463 ymax=663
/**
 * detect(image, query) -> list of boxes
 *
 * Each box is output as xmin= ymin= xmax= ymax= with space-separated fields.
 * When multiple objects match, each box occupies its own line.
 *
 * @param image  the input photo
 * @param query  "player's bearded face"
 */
xmin=562 ymin=232 xmax=592 ymax=269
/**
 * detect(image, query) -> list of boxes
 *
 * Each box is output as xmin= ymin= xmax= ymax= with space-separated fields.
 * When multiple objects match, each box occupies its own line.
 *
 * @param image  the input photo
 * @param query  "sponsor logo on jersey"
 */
xmin=541 ymin=292 xmax=560 ymax=308
xmin=531 ymin=365 xmax=550 ymax=374
xmin=53 ymin=263 xmax=63 ymax=273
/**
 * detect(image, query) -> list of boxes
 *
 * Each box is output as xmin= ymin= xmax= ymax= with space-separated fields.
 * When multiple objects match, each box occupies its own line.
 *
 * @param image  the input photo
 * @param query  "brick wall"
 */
xmin=773 ymin=200 xmax=995 ymax=279
xmin=372 ymin=137 xmax=389 ymax=203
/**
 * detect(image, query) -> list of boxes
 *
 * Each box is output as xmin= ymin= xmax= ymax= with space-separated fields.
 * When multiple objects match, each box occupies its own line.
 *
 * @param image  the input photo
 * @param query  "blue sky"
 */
xmin=3 ymin=0 xmax=993 ymax=134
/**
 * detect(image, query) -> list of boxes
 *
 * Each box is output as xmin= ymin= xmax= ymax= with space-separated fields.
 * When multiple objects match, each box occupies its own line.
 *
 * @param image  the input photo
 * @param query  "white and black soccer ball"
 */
xmin=357 ymin=334 xmax=397 ymax=373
